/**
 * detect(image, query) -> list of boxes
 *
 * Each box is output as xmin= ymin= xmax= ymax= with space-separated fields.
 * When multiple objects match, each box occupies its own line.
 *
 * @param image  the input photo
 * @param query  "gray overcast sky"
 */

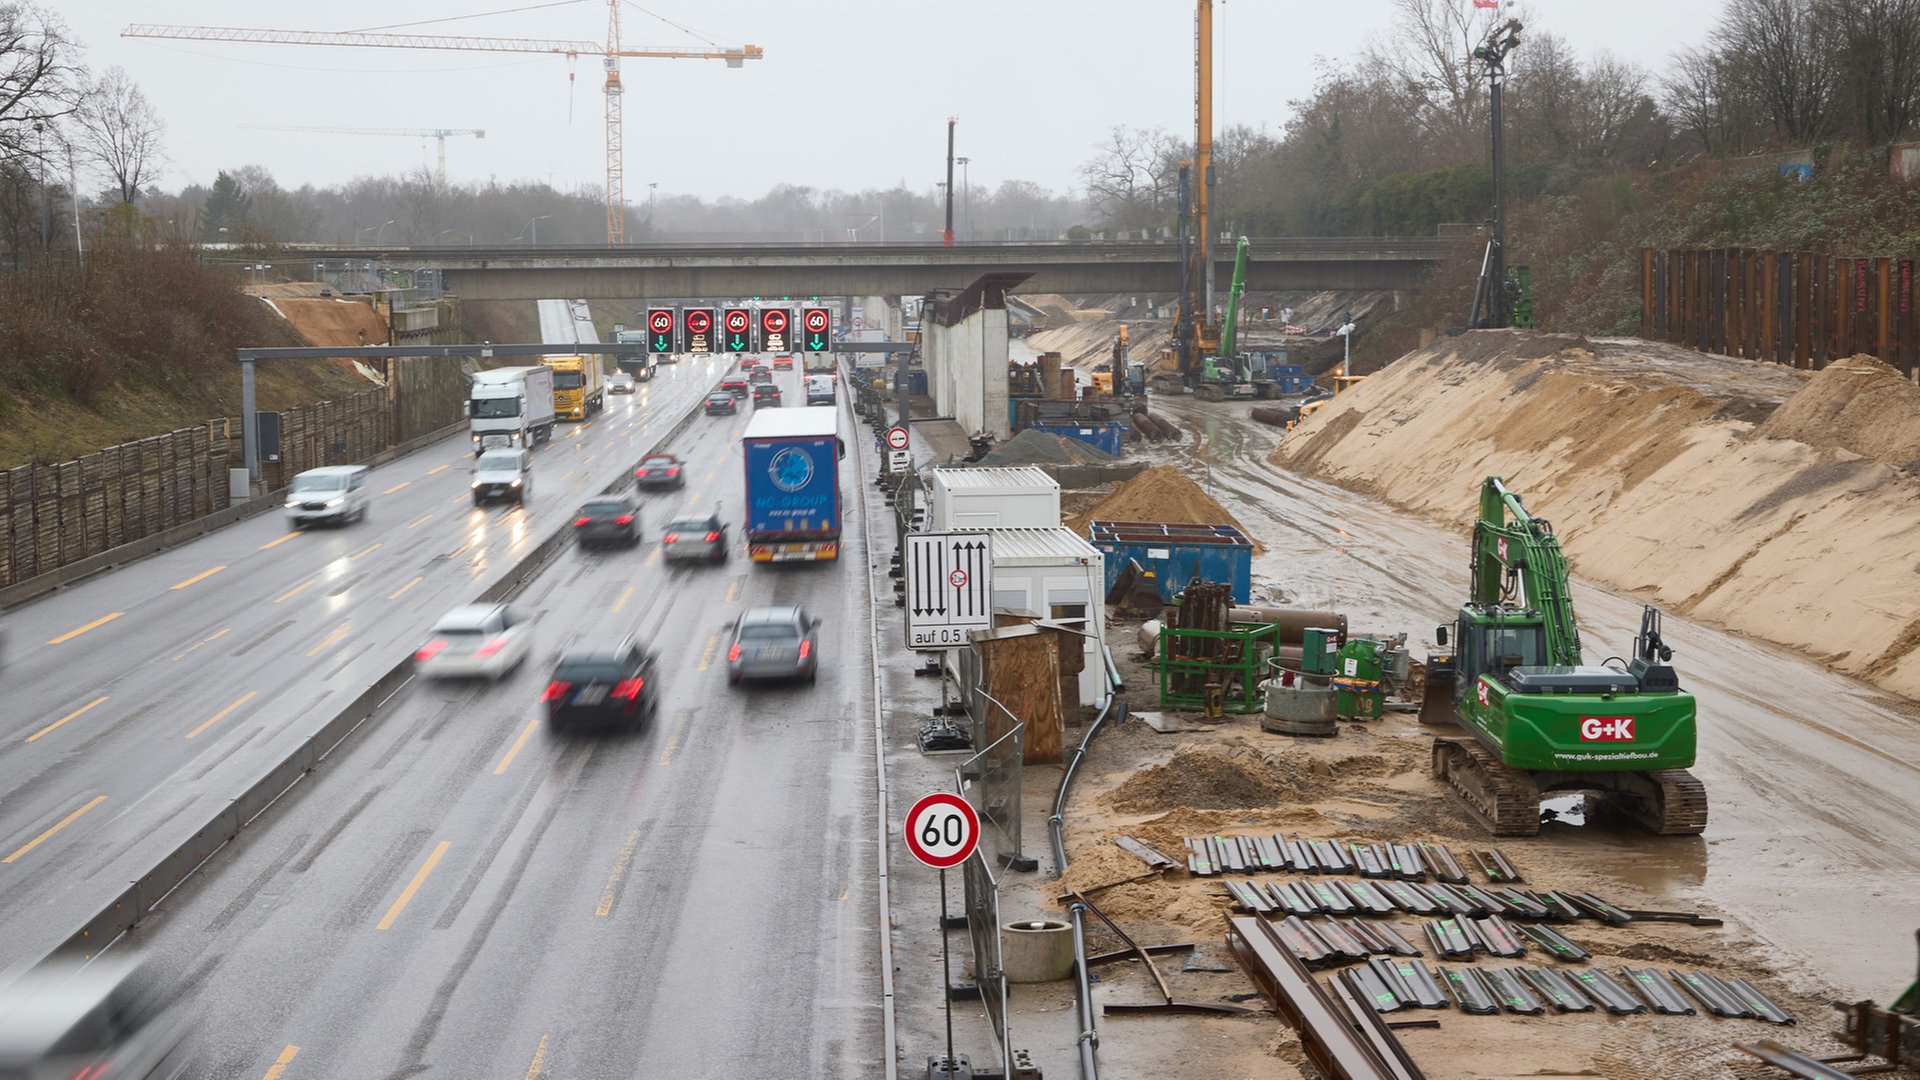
xmin=69 ymin=1 xmax=1726 ymax=202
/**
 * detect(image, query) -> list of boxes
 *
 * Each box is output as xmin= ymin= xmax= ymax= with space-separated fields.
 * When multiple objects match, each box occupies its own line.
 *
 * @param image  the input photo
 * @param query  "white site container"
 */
xmin=928 ymin=467 xmax=1061 ymax=531
xmin=981 ymin=526 xmax=1107 ymax=706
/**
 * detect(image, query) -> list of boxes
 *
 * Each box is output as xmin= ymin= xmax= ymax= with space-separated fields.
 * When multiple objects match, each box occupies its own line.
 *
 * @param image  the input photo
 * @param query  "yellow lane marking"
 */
xmin=493 ymin=716 xmax=541 ymax=776
xmin=187 ymin=690 xmax=257 ymax=739
xmin=26 ymin=696 xmax=108 ymax=743
xmin=523 ymin=1034 xmax=550 ymax=1080
xmin=274 ymin=577 xmax=317 ymax=604
xmin=697 ymin=634 xmax=719 ymax=672
xmin=350 ymin=542 xmax=382 ymax=560
xmin=837 ymin=888 xmax=849 ymax=901
xmin=611 ymin=585 xmax=634 ymax=614
xmin=48 ymin=613 xmax=122 ymax=644
xmin=559 ymin=470 xmax=574 ymax=481
xmin=658 ymin=712 xmax=690 ymax=767
xmin=388 ymin=576 xmax=423 ymax=601
xmin=426 ymin=464 xmax=450 ymax=475
xmin=596 ymin=828 xmax=644 ymax=917
xmin=644 ymin=547 xmax=659 ymax=567
xmin=172 ymin=627 xmax=230 ymax=660
xmin=4 ymin=795 xmax=107 ymax=863
xmin=407 ymin=513 xmax=434 ymax=529
xmin=725 ymin=578 xmax=742 ymax=604
xmin=170 ymin=566 xmax=225 ymax=590
xmin=705 ymin=470 xmax=716 ymax=483
xmin=260 ymin=532 xmax=302 ymax=550
xmin=306 ymin=625 xmax=350 ymax=657
xmin=453 ymin=493 xmax=470 ymax=505
xmin=262 ymin=1045 xmax=300 ymax=1080
xmin=382 ymin=481 xmax=410 ymax=494
xmin=584 ymin=454 xmax=596 ymax=465
xmin=377 ymin=840 xmax=451 ymax=930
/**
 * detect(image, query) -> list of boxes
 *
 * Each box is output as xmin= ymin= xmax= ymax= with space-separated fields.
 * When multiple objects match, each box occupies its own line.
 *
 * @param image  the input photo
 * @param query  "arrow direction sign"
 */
xmin=905 ymin=532 xmax=993 ymax=649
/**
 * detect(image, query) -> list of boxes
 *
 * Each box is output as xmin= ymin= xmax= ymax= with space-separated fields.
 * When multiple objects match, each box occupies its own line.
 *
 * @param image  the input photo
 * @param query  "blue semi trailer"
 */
xmin=742 ymin=407 xmax=843 ymax=563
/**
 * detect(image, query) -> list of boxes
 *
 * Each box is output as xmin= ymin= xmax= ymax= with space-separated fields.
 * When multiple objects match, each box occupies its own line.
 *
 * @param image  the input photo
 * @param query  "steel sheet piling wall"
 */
xmin=1642 ymin=247 xmax=1920 ymax=376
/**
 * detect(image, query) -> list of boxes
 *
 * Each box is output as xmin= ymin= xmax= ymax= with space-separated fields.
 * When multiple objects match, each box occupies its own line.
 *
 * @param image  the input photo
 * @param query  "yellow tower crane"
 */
xmin=237 ymin=125 xmax=485 ymax=191
xmin=124 ymin=2 xmax=762 ymax=245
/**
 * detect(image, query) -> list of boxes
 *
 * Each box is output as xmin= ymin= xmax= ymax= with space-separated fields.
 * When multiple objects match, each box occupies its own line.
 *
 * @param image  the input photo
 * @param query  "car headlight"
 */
xmin=470 ymin=479 xmax=482 ymax=488
xmin=325 ymin=497 xmax=345 ymax=507
xmin=509 ymin=477 xmax=523 ymax=487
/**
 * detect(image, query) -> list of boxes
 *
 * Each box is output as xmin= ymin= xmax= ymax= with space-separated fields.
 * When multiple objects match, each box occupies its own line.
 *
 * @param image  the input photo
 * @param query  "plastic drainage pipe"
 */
xmin=1049 ymin=693 xmax=1126 ymax=879
xmin=1070 ymin=902 xmax=1100 ymax=1080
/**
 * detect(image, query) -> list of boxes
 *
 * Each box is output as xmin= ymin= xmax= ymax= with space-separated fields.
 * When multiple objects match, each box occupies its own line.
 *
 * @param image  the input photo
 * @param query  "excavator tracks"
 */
xmin=1622 ymin=769 xmax=1710 ymax=836
xmin=1432 ymin=736 xmax=1542 ymax=837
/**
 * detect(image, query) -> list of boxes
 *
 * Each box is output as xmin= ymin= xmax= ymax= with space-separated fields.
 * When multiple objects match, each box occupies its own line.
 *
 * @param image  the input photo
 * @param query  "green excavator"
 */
xmin=1420 ymin=477 xmax=1709 ymax=836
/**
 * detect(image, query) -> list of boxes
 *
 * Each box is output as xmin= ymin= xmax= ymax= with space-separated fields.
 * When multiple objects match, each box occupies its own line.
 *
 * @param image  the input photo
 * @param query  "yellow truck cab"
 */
xmin=540 ymin=354 xmax=604 ymax=420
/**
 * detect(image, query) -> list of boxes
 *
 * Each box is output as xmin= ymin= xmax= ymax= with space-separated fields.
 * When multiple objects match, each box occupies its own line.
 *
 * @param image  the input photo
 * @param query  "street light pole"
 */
xmin=33 ymin=120 xmax=46 ymax=253
xmin=374 ymin=219 xmax=395 ymax=245
xmin=956 ymin=156 xmax=971 ymax=241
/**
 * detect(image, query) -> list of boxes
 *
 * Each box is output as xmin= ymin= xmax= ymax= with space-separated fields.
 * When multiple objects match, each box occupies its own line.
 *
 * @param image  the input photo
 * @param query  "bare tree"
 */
xmin=1715 ymin=0 xmax=1834 ymax=144
xmin=1822 ymin=0 xmax=1920 ymax=143
xmin=1362 ymin=0 xmax=1508 ymax=162
xmin=1078 ymin=125 xmax=1182 ymax=231
xmin=74 ymin=66 xmax=165 ymax=204
xmin=0 ymin=2 xmax=81 ymax=165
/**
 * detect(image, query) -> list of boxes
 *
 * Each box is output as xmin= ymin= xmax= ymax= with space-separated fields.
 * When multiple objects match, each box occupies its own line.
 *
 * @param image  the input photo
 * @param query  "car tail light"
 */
xmin=798 ymin=640 xmax=812 ymax=660
xmin=667 ymin=467 xmax=680 ymax=476
xmin=614 ymin=514 xmax=633 ymax=525
xmin=541 ymin=681 xmax=570 ymax=703
xmin=414 ymin=640 xmax=448 ymax=662
xmin=70 ymin=1065 xmax=108 ymax=1080
xmin=611 ymin=678 xmax=645 ymax=701
xmin=704 ymin=531 xmax=721 ymax=542
xmin=727 ymin=643 xmax=741 ymax=662
xmin=634 ymin=469 xmax=649 ymax=478
xmin=475 ymin=636 xmax=509 ymax=658
xmin=663 ymin=533 xmax=679 ymax=544
xmin=573 ymin=516 xmax=592 ymax=527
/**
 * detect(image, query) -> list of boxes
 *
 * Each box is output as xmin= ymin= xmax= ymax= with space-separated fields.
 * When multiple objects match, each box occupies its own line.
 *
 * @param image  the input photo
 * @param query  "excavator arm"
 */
xmin=1219 ymin=236 xmax=1250 ymax=361
xmin=1470 ymin=477 xmax=1581 ymax=665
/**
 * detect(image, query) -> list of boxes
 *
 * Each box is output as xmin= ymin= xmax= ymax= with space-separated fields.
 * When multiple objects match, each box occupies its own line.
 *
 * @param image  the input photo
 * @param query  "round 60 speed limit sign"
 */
xmin=903 ymin=792 xmax=980 ymax=869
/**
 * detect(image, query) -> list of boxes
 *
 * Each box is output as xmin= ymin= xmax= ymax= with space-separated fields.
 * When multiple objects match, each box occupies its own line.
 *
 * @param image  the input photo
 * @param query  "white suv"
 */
xmin=284 ymin=465 xmax=371 ymax=528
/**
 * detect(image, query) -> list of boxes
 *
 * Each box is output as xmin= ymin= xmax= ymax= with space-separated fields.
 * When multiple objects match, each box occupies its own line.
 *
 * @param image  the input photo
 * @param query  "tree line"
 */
xmin=10 ymin=1 xmax=1920 ymax=262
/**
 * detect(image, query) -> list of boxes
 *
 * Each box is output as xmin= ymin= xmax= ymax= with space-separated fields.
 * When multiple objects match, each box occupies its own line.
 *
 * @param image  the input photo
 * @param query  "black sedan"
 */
xmin=751 ymin=383 xmax=783 ymax=408
xmin=571 ymin=495 xmax=641 ymax=548
xmin=543 ymin=640 xmax=659 ymax=732
xmin=633 ymin=453 xmax=686 ymax=490
xmin=704 ymin=391 xmax=738 ymax=416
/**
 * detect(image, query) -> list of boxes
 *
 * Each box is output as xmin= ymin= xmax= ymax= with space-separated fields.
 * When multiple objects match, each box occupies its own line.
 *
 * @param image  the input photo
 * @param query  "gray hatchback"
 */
xmin=725 ymin=605 xmax=820 ymax=686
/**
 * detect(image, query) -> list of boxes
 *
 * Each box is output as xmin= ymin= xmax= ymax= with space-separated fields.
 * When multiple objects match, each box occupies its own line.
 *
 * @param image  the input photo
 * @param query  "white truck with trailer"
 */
xmin=468 ymin=366 xmax=556 ymax=454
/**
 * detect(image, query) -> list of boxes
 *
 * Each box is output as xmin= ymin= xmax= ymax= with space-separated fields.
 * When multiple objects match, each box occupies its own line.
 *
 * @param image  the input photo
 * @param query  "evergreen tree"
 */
xmin=200 ymin=171 xmax=249 ymax=241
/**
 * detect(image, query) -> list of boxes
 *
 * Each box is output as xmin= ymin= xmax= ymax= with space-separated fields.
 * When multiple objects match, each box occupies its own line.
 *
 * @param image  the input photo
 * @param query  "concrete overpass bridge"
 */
xmin=298 ymin=238 xmax=1449 ymax=301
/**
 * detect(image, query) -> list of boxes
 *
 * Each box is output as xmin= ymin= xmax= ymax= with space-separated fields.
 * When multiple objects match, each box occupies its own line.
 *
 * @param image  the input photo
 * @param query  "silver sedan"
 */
xmin=725 ymin=606 xmax=819 ymax=686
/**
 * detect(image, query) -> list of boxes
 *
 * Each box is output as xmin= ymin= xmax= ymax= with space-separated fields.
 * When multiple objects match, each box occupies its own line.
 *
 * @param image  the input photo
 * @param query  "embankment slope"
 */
xmin=1269 ymin=330 xmax=1920 ymax=700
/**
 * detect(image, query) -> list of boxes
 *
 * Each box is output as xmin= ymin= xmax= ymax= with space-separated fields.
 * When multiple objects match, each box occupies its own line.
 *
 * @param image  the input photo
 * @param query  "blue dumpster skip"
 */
xmin=1089 ymin=521 xmax=1253 ymax=603
xmin=1031 ymin=418 xmax=1125 ymax=457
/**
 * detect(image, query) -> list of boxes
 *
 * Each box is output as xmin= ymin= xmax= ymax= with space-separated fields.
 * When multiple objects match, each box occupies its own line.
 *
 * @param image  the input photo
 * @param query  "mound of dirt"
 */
xmin=1752 ymin=354 xmax=1920 ymax=471
xmin=1098 ymin=740 xmax=1389 ymax=814
xmin=268 ymin=297 xmax=390 ymax=351
xmin=977 ymin=428 xmax=1119 ymax=467
xmin=1062 ymin=466 xmax=1260 ymax=554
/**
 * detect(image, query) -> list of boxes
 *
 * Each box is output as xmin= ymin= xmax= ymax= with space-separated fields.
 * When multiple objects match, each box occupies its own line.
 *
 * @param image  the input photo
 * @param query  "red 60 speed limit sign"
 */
xmin=903 ymin=792 xmax=979 ymax=869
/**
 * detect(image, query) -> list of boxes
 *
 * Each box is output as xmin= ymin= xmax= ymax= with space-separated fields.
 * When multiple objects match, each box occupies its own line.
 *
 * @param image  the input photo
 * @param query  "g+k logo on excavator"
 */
xmin=1580 ymin=716 xmax=1635 ymax=741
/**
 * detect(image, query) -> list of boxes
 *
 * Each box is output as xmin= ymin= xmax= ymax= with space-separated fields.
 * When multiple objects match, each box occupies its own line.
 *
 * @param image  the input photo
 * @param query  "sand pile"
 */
xmin=977 ymin=428 xmax=1119 ymax=467
xmin=1098 ymin=740 xmax=1390 ymax=814
xmin=1752 ymin=354 xmax=1920 ymax=470
xmin=268 ymin=297 xmax=391 ymax=350
xmin=1063 ymin=465 xmax=1258 ymax=551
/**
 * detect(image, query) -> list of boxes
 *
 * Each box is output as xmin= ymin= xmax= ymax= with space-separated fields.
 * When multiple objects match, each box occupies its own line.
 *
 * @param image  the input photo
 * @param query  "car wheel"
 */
xmin=727 ymin=672 xmax=740 ymax=686
xmin=807 ymin=666 xmax=817 ymax=685
xmin=473 ymin=496 xmax=484 ymax=507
